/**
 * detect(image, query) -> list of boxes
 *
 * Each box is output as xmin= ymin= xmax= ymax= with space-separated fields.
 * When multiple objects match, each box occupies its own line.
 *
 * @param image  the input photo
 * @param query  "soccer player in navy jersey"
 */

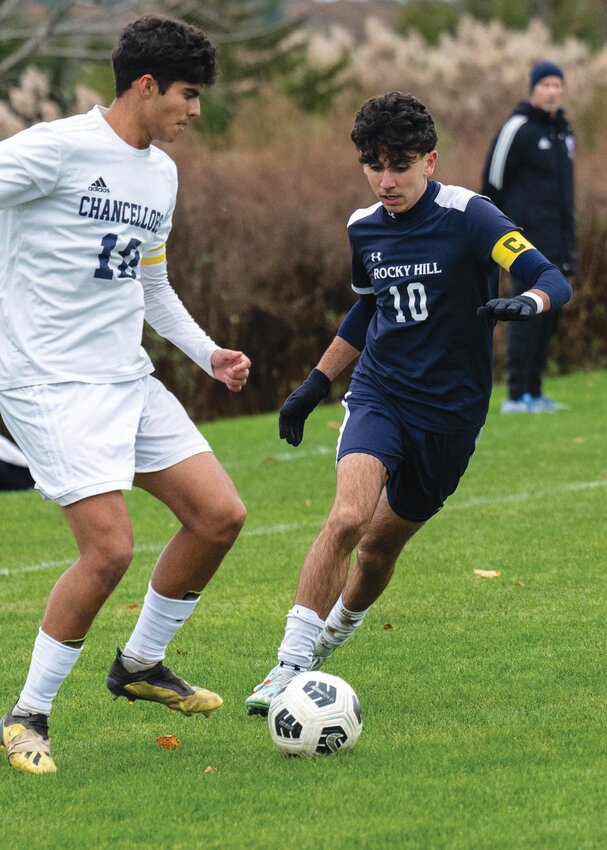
xmin=246 ymin=91 xmax=572 ymax=715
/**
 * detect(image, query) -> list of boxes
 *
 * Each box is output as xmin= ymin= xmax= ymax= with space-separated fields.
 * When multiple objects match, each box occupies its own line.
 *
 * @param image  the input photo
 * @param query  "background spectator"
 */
xmin=481 ymin=60 xmax=576 ymax=413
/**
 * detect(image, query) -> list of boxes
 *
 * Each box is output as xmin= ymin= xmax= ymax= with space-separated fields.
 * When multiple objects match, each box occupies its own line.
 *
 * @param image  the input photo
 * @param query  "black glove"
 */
xmin=477 ymin=295 xmax=538 ymax=322
xmin=279 ymin=368 xmax=331 ymax=446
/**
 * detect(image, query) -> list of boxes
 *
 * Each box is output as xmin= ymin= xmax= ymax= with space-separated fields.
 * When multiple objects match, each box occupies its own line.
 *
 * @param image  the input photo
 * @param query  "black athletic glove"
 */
xmin=279 ymin=368 xmax=331 ymax=447
xmin=477 ymin=295 xmax=538 ymax=322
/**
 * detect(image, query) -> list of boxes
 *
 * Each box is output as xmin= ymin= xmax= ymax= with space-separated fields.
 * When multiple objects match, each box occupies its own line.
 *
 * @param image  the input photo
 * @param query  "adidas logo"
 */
xmin=88 ymin=176 xmax=110 ymax=193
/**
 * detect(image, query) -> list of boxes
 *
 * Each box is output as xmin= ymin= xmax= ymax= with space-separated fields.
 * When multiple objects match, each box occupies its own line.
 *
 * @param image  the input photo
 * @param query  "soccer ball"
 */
xmin=268 ymin=671 xmax=363 ymax=757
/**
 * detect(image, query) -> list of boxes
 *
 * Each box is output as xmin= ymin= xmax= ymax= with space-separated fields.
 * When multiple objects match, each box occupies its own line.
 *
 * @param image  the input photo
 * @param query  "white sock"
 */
xmin=16 ymin=629 xmax=83 ymax=716
xmin=278 ymin=605 xmax=325 ymax=670
xmin=316 ymin=595 xmax=369 ymax=652
xmin=122 ymin=583 xmax=200 ymax=671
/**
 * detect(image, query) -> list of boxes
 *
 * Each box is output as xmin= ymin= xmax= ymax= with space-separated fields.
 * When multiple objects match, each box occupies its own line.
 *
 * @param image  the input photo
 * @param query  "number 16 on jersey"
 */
xmin=94 ymin=233 xmax=142 ymax=281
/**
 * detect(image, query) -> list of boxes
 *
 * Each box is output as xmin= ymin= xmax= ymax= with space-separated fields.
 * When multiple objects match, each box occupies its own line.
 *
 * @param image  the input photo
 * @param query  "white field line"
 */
xmin=221 ymin=444 xmax=333 ymax=469
xmin=444 ymin=477 xmax=607 ymax=511
xmin=268 ymin=445 xmax=332 ymax=463
xmin=1 ymin=478 xmax=605 ymax=579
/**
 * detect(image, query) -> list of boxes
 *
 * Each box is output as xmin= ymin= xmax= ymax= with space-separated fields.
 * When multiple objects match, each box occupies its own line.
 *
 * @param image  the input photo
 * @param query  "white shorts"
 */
xmin=0 ymin=375 xmax=211 ymax=506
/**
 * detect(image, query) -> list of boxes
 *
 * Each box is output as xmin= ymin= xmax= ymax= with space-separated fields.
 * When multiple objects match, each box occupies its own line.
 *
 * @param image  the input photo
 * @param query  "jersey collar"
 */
xmin=380 ymin=180 xmax=439 ymax=226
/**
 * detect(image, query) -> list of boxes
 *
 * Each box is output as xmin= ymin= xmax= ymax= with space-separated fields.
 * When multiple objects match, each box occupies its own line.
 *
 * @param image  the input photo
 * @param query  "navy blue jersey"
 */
xmin=347 ymin=180 xmax=516 ymax=433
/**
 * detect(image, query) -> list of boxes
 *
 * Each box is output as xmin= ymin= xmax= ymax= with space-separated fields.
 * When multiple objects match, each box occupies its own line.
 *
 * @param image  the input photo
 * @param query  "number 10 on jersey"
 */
xmin=389 ymin=282 xmax=428 ymax=323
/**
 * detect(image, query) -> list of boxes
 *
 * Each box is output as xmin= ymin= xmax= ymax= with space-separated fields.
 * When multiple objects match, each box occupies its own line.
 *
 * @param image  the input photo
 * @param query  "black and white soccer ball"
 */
xmin=268 ymin=671 xmax=363 ymax=756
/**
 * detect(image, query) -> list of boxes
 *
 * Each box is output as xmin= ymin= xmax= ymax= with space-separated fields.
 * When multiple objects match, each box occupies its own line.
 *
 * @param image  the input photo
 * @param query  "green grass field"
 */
xmin=1 ymin=371 xmax=606 ymax=850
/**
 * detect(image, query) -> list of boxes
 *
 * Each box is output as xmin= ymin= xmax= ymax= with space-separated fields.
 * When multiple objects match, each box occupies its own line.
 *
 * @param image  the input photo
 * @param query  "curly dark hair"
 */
xmin=351 ymin=91 xmax=438 ymax=166
xmin=112 ymin=15 xmax=217 ymax=97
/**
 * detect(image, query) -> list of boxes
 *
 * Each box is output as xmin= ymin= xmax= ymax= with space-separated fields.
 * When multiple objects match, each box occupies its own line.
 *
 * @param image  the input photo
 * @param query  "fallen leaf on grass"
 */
xmin=204 ymin=766 xmax=219 ymax=773
xmin=326 ymin=421 xmax=340 ymax=430
xmin=127 ymin=603 xmax=140 ymax=610
xmin=382 ymin=623 xmax=395 ymax=630
xmin=513 ymin=582 xmax=526 ymax=588
xmin=156 ymin=736 xmax=180 ymax=750
xmin=473 ymin=569 xmax=501 ymax=578
xmin=260 ymin=455 xmax=274 ymax=464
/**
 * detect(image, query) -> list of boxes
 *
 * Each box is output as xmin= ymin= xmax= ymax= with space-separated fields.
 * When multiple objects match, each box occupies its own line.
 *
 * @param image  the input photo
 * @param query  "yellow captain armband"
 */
xmin=141 ymin=243 xmax=167 ymax=266
xmin=491 ymin=231 xmax=536 ymax=272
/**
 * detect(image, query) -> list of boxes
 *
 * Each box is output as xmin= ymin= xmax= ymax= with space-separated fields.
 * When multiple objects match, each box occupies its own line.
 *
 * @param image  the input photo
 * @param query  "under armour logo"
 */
xmin=371 ymin=252 xmax=382 ymax=262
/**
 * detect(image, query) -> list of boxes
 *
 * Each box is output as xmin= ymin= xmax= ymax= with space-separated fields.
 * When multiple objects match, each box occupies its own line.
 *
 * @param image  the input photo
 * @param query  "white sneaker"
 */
xmin=528 ymin=395 xmax=569 ymax=413
xmin=501 ymin=395 xmax=532 ymax=414
xmin=245 ymin=664 xmax=298 ymax=716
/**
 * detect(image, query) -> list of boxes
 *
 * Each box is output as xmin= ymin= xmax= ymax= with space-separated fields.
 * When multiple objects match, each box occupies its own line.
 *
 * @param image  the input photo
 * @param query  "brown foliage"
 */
xmin=150 ymin=98 xmax=367 ymax=420
xmin=156 ymin=735 xmax=180 ymax=749
xmin=2 ymin=20 xmax=605 ymax=423
xmin=433 ymin=134 xmax=607 ymax=381
xmin=152 ymin=90 xmax=607 ymax=419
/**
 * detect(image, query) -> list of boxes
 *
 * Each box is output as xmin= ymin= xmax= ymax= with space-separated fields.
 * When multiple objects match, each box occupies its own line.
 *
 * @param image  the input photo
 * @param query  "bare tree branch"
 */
xmin=37 ymin=47 xmax=114 ymax=61
xmin=0 ymin=0 xmax=22 ymax=25
xmin=153 ymin=0 xmax=226 ymax=30
xmin=0 ymin=18 xmax=293 ymax=48
xmin=0 ymin=0 xmax=315 ymax=131
xmin=0 ymin=3 xmax=75 ymax=77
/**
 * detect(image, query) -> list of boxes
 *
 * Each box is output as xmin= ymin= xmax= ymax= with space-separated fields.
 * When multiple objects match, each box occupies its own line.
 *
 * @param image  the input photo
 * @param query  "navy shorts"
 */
xmin=336 ymin=388 xmax=480 ymax=522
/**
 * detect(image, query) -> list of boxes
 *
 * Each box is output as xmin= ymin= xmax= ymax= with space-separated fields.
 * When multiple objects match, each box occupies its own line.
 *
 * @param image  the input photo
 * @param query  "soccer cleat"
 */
xmin=0 ymin=706 xmax=56 ymax=775
xmin=528 ymin=395 xmax=568 ymax=413
xmin=106 ymin=648 xmax=223 ymax=717
xmin=245 ymin=664 xmax=298 ymax=716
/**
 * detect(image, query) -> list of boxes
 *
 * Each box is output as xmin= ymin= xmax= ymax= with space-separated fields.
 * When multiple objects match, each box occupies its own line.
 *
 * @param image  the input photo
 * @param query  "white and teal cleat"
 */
xmin=245 ymin=664 xmax=298 ymax=717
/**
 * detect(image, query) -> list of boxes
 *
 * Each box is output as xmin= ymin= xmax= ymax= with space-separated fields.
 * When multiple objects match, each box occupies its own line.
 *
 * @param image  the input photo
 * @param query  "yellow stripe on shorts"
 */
xmin=491 ymin=231 xmax=536 ymax=271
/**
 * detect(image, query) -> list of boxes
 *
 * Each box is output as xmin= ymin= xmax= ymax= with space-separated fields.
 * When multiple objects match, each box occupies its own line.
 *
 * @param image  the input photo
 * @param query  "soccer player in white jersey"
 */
xmin=245 ymin=91 xmax=572 ymax=716
xmin=0 ymin=16 xmax=251 ymax=775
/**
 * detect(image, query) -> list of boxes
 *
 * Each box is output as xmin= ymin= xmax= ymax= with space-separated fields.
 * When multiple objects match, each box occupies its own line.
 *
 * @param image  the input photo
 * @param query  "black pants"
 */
xmin=507 ymin=276 xmax=561 ymax=401
xmin=0 ymin=461 xmax=34 ymax=491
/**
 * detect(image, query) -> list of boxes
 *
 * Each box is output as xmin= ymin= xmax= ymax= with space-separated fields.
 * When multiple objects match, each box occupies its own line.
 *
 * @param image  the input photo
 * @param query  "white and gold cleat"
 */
xmin=0 ymin=707 xmax=57 ymax=775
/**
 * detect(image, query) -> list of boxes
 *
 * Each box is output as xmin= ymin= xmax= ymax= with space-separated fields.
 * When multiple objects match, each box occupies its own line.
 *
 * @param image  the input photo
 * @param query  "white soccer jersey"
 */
xmin=0 ymin=106 xmax=217 ymax=390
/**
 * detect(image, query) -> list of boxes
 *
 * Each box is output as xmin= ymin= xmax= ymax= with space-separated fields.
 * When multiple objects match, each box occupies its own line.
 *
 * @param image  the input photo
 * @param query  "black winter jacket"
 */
xmin=481 ymin=101 xmax=576 ymax=275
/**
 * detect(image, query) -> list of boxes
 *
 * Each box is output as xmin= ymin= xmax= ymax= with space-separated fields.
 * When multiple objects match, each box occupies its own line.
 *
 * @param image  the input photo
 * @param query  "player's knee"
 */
xmin=357 ymin=538 xmax=397 ymax=574
xmin=326 ymin=505 xmax=367 ymax=549
xmin=88 ymin=536 xmax=134 ymax=583
xmin=71 ymin=540 xmax=132 ymax=605
xmin=217 ymin=499 xmax=247 ymax=545
xmin=192 ymin=497 xmax=247 ymax=548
